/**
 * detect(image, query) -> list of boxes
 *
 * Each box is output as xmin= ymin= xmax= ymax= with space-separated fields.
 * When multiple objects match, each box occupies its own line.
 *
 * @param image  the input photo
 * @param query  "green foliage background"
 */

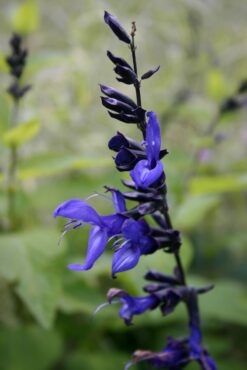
xmin=0 ymin=0 xmax=246 ymax=369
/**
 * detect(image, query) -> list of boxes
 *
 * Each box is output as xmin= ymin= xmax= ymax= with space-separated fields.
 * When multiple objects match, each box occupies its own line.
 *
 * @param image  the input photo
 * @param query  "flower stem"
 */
xmin=130 ymin=22 xmax=146 ymax=139
xmin=128 ymin=29 xmax=212 ymax=370
xmin=163 ymin=209 xmax=187 ymax=285
xmin=129 ymin=29 xmax=187 ymax=287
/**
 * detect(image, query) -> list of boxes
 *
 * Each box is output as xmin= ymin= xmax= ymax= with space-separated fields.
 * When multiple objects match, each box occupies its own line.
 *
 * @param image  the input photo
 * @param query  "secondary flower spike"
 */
xmin=104 ymin=11 xmax=131 ymax=44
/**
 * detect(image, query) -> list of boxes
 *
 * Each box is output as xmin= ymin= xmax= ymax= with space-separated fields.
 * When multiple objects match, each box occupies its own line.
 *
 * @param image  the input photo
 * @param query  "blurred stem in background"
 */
xmin=6 ymin=101 xmax=19 ymax=230
xmin=5 ymin=33 xmax=31 ymax=230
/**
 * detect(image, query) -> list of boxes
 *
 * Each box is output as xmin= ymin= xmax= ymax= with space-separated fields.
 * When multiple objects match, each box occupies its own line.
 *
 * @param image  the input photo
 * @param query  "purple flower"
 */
xmin=54 ymin=191 xmax=158 ymax=276
xmin=54 ymin=191 xmax=126 ymax=271
xmin=112 ymin=218 xmax=157 ymax=277
xmin=107 ymin=288 xmax=159 ymax=325
xmin=125 ymin=336 xmax=217 ymax=370
xmin=108 ymin=132 xmax=147 ymax=171
xmin=130 ymin=111 xmax=164 ymax=189
xmin=104 ymin=11 xmax=131 ymax=44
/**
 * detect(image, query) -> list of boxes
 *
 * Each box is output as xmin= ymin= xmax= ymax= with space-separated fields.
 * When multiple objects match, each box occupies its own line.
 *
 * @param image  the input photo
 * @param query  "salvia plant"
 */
xmin=54 ymin=11 xmax=217 ymax=370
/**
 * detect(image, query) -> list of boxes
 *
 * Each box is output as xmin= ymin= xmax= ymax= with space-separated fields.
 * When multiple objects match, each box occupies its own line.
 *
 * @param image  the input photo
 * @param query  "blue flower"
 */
xmin=130 ymin=111 xmax=164 ymax=189
xmin=54 ymin=191 xmax=126 ymax=271
xmin=104 ymin=11 xmax=131 ymax=44
xmin=125 ymin=337 xmax=190 ymax=369
xmin=54 ymin=191 xmax=158 ymax=276
xmin=107 ymin=288 xmax=159 ymax=325
xmin=112 ymin=218 xmax=157 ymax=277
xmin=125 ymin=336 xmax=217 ymax=370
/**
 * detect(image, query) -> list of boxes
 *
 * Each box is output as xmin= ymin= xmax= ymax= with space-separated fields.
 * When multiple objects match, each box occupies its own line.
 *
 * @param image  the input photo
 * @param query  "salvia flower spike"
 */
xmin=54 ymin=10 xmax=217 ymax=370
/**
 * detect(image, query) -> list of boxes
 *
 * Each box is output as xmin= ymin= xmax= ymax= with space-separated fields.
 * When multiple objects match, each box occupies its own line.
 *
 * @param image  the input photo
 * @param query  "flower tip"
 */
xmin=104 ymin=10 xmax=110 ymax=23
xmin=53 ymin=207 xmax=60 ymax=218
xmin=67 ymin=263 xmax=85 ymax=271
xmin=146 ymin=111 xmax=156 ymax=119
xmin=103 ymin=10 xmax=131 ymax=44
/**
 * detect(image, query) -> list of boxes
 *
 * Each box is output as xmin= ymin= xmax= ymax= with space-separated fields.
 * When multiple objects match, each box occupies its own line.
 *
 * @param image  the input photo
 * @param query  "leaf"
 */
xmin=18 ymin=153 xmax=111 ymax=180
xmin=0 ymin=326 xmax=62 ymax=370
xmin=0 ymin=53 xmax=9 ymax=73
xmin=0 ymin=280 xmax=18 ymax=327
xmin=0 ymin=94 xmax=11 ymax=133
xmin=174 ymin=194 xmax=221 ymax=230
xmin=3 ymin=118 xmax=40 ymax=147
xmin=206 ymin=69 xmax=229 ymax=101
xmin=141 ymin=65 xmax=160 ymax=80
xmin=65 ymin=351 xmax=128 ymax=370
xmin=11 ymin=0 xmax=40 ymax=35
xmin=189 ymin=277 xmax=247 ymax=326
xmin=189 ymin=174 xmax=247 ymax=194
xmin=0 ymin=229 xmax=63 ymax=328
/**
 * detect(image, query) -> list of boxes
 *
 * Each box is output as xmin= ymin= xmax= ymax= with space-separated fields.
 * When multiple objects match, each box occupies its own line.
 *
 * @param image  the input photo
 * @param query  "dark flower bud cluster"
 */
xmin=6 ymin=33 xmax=31 ymax=101
xmin=54 ymin=11 xmax=217 ymax=370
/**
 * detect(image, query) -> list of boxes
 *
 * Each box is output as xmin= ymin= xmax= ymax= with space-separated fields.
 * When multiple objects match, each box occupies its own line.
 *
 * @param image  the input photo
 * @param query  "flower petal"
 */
xmin=54 ymin=199 xmax=103 ymax=226
xmin=201 ymin=354 xmax=217 ymax=370
xmin=104 ymin=11 xmax=131 ymax=44
xmin=68 ymin=226 xmax=108 ymax=271
xmin=119 ymin=295 xmax=158 ymax=325
xmin=130 ymin=159 xmax=163 ymax=189
xmin=111 ymin=190 xmax=126 ymax=213
xmin=101 ymin=214 xmax=125 ymax=236
xmin=122 ymin=219 xmax=149 ymax=243
xmin=112 ymin=243 xmax=140 ymax=276
xmin=146 ymin=111 xmax=161 ymax=165
xmin=106 ymin=288 xmax=159 ymax=325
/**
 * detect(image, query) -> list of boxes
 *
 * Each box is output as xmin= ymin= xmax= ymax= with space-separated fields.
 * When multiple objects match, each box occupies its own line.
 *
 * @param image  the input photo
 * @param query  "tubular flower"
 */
xmin=104 ymin=11 xmax=131 ymax=44
xmin=130 ymin=111 xmax=164 ymax=189
xmin=112 ymin=218 xmax=157 ymax=277
xmin=54 ymin=192 xmax=158 ymax=276
xmin=107 ymin=288 xmax=159 ymax=325
xmin=125 ymin=336 xmax=217 ymax=369
xmin=54 ymin=191 xmax=126 ymax=271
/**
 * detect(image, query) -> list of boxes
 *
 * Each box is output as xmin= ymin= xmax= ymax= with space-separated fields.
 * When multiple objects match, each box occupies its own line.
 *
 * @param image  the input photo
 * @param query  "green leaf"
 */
xmin=0 ymin=53 xmax=9 ymax=73
xmin=11 ymin=0 xmax=40 ymax=35
xmin=0 ymin=280 xmax=18 ymax=327
xmin=0 ymin=326 xmax=62 ymax=370
xmin=0 ymin=229 xmax=63 ymax=328
xmin=3 ymin=118 xmax=40 ymax=147
xmin=174 ymin=194 xmax=221 ymax=230
xmin=189 ymin=277 xmax=247 ymax=326
xmin=0 ymin=94 xmax=11 ymax=133
xmin=18 ymin=153 xmax=111 ymax=180
xmin=206 ymin=69 xmax=229 ymax=101
xmin=65 ymin=351 xmax=128 ymax=370
xmin=189 ymin=174 xmax=247 ymax=194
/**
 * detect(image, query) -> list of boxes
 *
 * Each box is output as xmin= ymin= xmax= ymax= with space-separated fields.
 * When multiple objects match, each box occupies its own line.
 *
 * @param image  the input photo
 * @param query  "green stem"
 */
xmin=6 ymin=100 xmax=19 ymax=230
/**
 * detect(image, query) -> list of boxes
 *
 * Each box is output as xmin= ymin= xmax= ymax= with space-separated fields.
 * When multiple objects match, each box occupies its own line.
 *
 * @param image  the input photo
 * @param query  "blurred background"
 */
xmin=0 ymin=0 xmax=246 ymax=369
